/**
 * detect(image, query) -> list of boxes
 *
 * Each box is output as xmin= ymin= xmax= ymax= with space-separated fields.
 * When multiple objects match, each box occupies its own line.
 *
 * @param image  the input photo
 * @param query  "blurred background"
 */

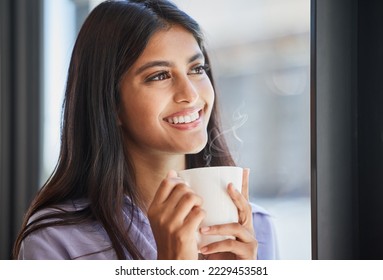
xmin=1 ymin=0 xmax=310 ymax=259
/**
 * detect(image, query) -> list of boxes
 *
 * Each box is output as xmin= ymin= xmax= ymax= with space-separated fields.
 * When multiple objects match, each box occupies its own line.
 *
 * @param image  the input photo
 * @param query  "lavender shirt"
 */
xmin=18 ymin=196 xmax=278 ymax=260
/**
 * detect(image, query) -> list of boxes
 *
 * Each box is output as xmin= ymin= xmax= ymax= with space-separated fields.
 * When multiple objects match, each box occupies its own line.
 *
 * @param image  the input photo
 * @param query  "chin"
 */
xmin=185 ymin=142 xmax=207 ymax=154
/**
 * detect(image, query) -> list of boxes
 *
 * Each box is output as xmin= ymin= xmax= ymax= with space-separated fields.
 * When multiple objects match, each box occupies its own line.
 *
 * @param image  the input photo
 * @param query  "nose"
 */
xmin=173 ymin=76 xmax=198 ymax=104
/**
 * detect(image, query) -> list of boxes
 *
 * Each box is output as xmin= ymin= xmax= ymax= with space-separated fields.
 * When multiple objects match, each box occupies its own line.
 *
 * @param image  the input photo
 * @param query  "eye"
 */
xmin=145 ymin=71 xmax=171 ymax=82
xmin=189 ymin=64 xmax=210 ymax=75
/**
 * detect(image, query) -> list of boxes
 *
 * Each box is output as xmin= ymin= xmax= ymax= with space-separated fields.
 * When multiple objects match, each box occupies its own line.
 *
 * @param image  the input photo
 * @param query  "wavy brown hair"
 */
xmin=13 ymin=0 xmax=234 ymax=259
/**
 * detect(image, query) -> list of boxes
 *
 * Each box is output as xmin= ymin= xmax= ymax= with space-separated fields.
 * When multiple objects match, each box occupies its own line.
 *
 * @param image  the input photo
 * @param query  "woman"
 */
xmin=14 ymin=0 xmax=277 ymax=260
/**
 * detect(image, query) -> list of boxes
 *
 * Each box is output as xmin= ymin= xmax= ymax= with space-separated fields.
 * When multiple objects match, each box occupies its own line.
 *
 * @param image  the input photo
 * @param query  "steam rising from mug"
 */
xmin=204 ymin=106 xmax=248 ymax=166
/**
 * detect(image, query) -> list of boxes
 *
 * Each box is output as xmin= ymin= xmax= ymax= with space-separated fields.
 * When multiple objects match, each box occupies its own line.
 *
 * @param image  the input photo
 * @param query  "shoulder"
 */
xmin=250 ymin=202 xmax=279 ymax=260
xmin=18 ymin=200 xmax=115 ymax=260
xmin=251 ymin=202 xmax=270 ymax=216
xmin=250 ymin=202 xmax=274 ymax=240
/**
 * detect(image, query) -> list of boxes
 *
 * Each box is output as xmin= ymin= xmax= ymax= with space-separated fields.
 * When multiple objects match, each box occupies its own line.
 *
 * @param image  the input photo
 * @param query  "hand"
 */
xmin=147 ymin=170 xmax=205 ymax=260
xmin=199 ymin=168 xmax=258 ymax=260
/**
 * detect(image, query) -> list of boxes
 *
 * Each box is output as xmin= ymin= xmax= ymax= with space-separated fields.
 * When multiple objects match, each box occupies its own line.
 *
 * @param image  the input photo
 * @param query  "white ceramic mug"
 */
xmin=177 ymin=166 xmax=243 ymax=249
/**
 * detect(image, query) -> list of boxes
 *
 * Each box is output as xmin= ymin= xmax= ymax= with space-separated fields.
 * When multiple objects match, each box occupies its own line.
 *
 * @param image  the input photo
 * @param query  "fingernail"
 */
xmin=182 ymin=181 xmax=190 ymax=187
xmin=200 ymin=226 xmax=210 ymax=233
xmin=167 ymin=170 xmax=177 ymax=178
xmin=200 ymin=247 xmax=208 ymax=253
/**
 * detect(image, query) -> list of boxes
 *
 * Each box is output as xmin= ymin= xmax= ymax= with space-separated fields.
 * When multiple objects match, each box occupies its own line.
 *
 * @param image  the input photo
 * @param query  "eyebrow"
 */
xmin=134 ymin=52 xmax=205 ymax=75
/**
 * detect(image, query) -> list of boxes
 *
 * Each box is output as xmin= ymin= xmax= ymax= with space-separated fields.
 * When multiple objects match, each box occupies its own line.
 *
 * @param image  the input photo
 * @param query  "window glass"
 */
xmin=41 ymin=0 xmax=76 ymax=184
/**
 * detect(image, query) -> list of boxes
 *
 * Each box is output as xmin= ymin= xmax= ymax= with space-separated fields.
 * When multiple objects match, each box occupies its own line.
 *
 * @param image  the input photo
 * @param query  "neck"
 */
xmin=128 ymin=149 xmax=186 ymax=213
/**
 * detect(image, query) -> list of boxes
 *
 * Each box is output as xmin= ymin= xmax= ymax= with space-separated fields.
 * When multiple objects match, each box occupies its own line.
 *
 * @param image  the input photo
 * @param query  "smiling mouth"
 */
xmin=165 ymin=110 xmax=200 ymax=124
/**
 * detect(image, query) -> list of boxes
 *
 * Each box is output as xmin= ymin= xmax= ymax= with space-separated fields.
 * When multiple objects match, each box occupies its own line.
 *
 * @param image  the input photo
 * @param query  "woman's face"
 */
xmin=118 ymin=25 xmax=214 ymax=157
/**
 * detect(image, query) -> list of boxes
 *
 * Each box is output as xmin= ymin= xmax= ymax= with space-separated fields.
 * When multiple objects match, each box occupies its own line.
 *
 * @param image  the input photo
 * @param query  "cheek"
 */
xmin=118 ymin=94 xmax=144 ymax=131
xmin=119 ymin=95 xmax=164 ymax=135
xmin=200 ymin=79 xmax=215 ymax=114
xmin=202 ymin=77 xmax=214 ymax=97
xmin=121 ymin=102 xmax=151 ymax=128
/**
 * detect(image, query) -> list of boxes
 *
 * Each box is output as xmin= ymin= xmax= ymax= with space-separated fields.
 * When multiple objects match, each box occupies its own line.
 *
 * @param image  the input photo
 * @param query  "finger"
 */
xmin=200 ymin=223 xmax=254 ymax=243
xmin=182 ymin=206 xmax=206 ymax=233
xmin=200 ymin=238 xmax=257 ymax=260
xmin=164 ymin=183 xmax=194 ymax=208
xmin=227 ymin=183 xmax=253 ymax=228
xmin=167 ymin=169 xmax=178 ymax=179
xmin=172 ymin=191 xmax=203 ymax=222
xmin=242 ymin=168 xmax=250 ymax=201
xmin=227 ymin=183 xmax=249 ymax=213
xmin=152 ymin=183 xmax=192 ymax=222
xmin=151 ymin=170 xmax=184 ymax=204
xmin=166 ymin=206 xmax=205 ymax=247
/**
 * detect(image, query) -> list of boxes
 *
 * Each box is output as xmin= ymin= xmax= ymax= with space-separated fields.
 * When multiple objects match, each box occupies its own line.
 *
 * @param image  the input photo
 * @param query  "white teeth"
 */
xmin=167 ymin=111 xmax=199 ymax=124
xmin=184 ymin=115 xmax=191 ymax=123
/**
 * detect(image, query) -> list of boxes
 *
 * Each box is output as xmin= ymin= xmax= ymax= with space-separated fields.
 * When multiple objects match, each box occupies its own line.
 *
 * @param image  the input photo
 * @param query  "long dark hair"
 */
xmin=13 ymin=0 xmax=234 ymax=260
